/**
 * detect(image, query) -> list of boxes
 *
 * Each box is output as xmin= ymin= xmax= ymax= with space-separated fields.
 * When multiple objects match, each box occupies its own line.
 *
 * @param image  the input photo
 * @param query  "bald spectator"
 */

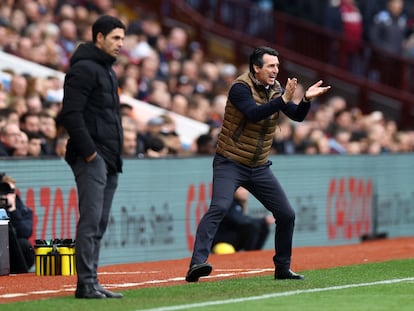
xmin=0 ymin=122 xmax=21 ymax=156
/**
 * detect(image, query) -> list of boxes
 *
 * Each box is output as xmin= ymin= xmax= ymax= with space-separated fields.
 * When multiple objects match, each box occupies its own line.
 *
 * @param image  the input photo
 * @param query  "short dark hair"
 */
xmin=249 ymin=46 xmax=279 ymax=74
xmin=92 ymin=15 xmax=125 ymax=43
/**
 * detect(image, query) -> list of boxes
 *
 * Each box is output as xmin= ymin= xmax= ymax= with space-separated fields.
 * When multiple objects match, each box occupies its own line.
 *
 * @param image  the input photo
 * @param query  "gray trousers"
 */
xmin=69 ymin=154 xmax=118 ymax=285
xmin=190 ymin=154 xmax=295 ymax=270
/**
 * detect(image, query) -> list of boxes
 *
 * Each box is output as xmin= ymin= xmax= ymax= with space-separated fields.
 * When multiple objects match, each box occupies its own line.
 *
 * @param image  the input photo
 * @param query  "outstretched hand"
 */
xmin=305 ymin=80 xmax=331 ymax=101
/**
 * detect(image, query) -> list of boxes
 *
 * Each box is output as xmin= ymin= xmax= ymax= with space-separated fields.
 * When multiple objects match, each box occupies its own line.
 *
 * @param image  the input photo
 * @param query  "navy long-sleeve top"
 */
xmin=228 ymin=83 xmax=311 ymax=122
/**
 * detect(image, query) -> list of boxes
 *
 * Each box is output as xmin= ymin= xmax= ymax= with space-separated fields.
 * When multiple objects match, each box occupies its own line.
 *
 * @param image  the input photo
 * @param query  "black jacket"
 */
xmin=59 ymin=42 xmax=123 ymax=173
xmin=7 ymin=195 xmax=33 ymax=239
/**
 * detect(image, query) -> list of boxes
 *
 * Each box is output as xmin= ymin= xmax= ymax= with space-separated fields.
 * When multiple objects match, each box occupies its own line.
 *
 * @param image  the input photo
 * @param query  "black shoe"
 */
xmin=185 ymin=262 xmax=213 ymax=282
xmin=275 ymin=269 xmax=304 ymax=280
xmin=95 ymin=284 xmax=123 ymax=298
xmin=75 ymin=284 xmax=106 ymax=299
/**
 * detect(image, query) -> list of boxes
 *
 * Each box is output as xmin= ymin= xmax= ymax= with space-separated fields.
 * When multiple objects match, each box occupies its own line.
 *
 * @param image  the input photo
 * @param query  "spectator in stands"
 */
xmin=163 ymin=26 xmax=189 ymax=62
xmin=328 ymin=127 xmax=352 ymax=153
xmin=0 ymin=122 xmax=21 ymax=156
xmin=0 ymin=18 xmax=14 ymax=50
xmin=137 ymin=116 xmax=170 ymax=158
xmin=358 ymin=0 xmax=386 ymax=41
xmin=8 ymin=74 xmax=27 ymax=98
xmin=208 ymin=94 xmax=227 ymax=127
xmin=53 ymin=132 xmax=68 ymax=158
xmin=5 ymin=108 xmax=19 ymax=125
xmin=57 ymin=19 xmax=79 ymax=71
xmin=122 ymin=127 xmax=138 ymax=157
xmin=185 ymin=46 xmax=331 ymax=283
xmin=118 ymin=74 xmax=139 ymax=98
xmin=212 ymin=186 xmax=274 ymax=253
xmin=272 ymin=118 xmax=296 ymax=154
xmin=9 ymin=96 xmax=28 ymax=117
xmin=291 ymin=122 xmax=313 ymax=154
xmin=25 ymin=93 xmax=43 ymax=114
xmin=19 ymin=112 xmax=40 ymax=135
xmin=137 ymin=53 xmax=160 ymax=101
xmin=58 ymin=15 xmax=125 ymax=299
xmin=323 ymin=0 xmax=363 ymax=72
xmin=26 ymin=131 xmax=43 ymax=157
xmin=175 ymin=74 xmax=196 ymax=97
xmin=369 ymin=0 xmax=408 ymax=55
xmin=38 ymin=111 xmax=57 ymax=155
xmin=0 ymin=173 xmax=35 ymax=273
xmin=170 ymin=93 xmax=189 ymax=116
xmin=0 ymin=109 xmax=9 ymax=129
xmin=314 ymin=132 xmax=332 ymax=154
xmin=195 ymin=133 xmax=216 ymax=155
xmin=147 ymin=82 xmax=172 ymax=110
xmin=217 ymin=63 xmax=238 ymax=93
xmin=158 ymin=114 xmax=183 ymax=155
xmin=186 ymin=95 xmax=211 ymax=123
xmin=0 ymin=83 xmax=8 ymax=109
xmin=12 ymin=130 xmax=28 ymax=156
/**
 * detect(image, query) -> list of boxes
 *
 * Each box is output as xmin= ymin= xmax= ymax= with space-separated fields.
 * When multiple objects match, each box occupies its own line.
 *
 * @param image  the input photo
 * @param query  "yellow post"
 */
xmin=35 ymin=246 xmax=52 ymax=276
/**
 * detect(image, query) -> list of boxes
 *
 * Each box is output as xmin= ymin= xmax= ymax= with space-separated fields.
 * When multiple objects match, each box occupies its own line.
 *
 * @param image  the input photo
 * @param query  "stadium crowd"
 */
xmin=0 ymin=0 xmax=413 ymax=160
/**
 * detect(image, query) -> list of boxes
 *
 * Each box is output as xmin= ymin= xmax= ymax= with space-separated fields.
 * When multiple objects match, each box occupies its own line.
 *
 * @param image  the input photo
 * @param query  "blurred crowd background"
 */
xmin=1 ymin=0 xmax=414 ymax=160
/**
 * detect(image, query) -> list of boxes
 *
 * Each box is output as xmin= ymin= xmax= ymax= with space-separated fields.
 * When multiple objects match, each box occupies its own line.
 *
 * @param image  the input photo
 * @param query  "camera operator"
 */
xmin=0 ymin=173 xmax=35 ymax=273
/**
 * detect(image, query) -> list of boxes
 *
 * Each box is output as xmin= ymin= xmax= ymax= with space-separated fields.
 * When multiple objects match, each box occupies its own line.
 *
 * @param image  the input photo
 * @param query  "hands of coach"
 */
xmin=282 ymin=78 xmax=331 ymax=103
xmin=303 ymin=80 xmax=331 ymax=102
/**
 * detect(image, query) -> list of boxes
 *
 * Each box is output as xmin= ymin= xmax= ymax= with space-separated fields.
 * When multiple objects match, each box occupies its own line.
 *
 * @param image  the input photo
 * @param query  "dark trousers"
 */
xmin=190 ymin=154 xmax=295 ymax=270
xmin=70 ymin=154 xmax=118 ymax=285
xmin=9 ymin=226 xmax=34 ymax=273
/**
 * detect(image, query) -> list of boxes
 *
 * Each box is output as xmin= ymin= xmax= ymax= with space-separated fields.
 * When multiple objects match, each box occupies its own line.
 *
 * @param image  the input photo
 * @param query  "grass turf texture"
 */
xmin=2 ymin=259 xmax=413 ymax=311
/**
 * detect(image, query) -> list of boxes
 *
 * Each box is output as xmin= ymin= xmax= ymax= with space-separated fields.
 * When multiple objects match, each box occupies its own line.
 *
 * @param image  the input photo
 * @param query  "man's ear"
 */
xmin=96 ymin=32 xmax=104 ymax=45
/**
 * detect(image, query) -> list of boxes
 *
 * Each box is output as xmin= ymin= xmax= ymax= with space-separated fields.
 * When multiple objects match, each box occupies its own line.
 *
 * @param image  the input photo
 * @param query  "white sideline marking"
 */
xmin=137 ymin=277 xmax=414 ymax=311
xmin=0 ymin=268 xmax=272 ymax=300
xmin=99 ymin=271 xmax=161 ymax=275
